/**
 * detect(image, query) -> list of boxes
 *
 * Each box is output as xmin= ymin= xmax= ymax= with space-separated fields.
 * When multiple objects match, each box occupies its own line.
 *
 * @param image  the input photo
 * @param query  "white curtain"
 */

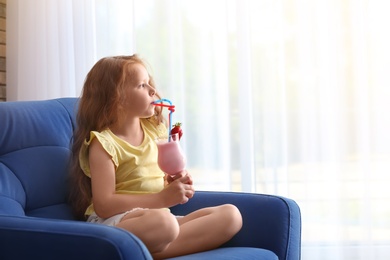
xmin=7 ymin=0 xmax=97 ymax=100
xmin=7 ymin=0 xmax=390 ymax=259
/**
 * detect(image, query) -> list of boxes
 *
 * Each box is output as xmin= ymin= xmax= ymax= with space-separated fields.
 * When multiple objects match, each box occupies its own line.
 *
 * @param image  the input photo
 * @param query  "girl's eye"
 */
xmin=140 ymin=84 xmax=145 ymax=88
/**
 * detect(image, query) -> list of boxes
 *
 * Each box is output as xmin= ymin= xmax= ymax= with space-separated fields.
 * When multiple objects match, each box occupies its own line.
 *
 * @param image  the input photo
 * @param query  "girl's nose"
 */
xmin=149 ymin=86 xmax=156 ymax=96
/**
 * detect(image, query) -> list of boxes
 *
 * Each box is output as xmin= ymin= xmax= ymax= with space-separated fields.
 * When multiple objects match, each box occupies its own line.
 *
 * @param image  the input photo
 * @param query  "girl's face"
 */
xmin=123 ymin=63 xmax=157 ymax=119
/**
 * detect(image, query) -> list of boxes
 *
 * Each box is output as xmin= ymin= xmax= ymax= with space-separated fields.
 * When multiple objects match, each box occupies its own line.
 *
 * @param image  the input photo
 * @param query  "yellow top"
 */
xmin=79 ymin=118 xmax=167 ymax=216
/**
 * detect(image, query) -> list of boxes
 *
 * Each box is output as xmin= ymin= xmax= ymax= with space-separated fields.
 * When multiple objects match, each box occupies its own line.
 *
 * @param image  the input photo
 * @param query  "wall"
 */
xmin=0 ymin=0 xmax=5 ymax=101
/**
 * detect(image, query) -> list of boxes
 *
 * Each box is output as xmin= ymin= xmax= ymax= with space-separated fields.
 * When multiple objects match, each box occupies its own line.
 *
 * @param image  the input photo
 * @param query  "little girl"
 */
xmin=68 ymin=55 xmax=242 ymax=259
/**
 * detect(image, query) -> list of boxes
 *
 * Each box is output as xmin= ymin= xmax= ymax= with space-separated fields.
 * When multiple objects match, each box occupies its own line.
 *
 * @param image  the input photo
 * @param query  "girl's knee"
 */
xmin=120 ymin=209 xmax=179 ymax=253
xmin=150 ymin=209 xmax=180 ymax=240
xmin=218 ymin=204 xmax=243 ymax=233
xmin=158 ymin=210 xmax=180 ymax=233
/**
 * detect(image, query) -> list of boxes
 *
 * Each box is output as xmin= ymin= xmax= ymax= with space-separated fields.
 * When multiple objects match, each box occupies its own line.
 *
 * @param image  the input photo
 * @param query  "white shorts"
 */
xmin=87 ymin=208 xmax=183 ymax=227
xmin=87 ymin=208 xmax=146 ymax=226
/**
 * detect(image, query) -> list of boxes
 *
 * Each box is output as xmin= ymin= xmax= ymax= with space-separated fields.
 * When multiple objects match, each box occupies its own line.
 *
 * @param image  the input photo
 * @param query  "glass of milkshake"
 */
xmin=155 ymin=133 xmax=186 ymax=176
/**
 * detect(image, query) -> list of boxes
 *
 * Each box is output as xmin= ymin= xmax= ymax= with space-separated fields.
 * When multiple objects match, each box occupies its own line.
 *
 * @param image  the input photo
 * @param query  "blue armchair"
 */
xmin=0 ymin=98 xmax=301 ymax=259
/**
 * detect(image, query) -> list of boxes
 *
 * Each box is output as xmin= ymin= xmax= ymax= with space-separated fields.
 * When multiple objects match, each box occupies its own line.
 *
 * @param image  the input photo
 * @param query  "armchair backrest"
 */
xmin=0 ymin=98 xmax=78 ymax=220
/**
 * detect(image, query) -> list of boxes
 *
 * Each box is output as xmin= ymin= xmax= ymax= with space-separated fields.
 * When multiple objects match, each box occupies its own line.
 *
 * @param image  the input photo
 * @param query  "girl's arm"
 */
xmin=88 ymin=138 xmax=194 ymax=219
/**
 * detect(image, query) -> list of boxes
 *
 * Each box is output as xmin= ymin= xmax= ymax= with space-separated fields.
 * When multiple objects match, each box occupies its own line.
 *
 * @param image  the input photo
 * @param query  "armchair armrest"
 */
xmin=0 ymin=215 xmax=152 ymax=260
xmin=170 ymin=191 xmax=301 ymax=260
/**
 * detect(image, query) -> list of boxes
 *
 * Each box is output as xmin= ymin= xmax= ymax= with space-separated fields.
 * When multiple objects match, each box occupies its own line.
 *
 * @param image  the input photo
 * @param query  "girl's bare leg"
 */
xmin=153 ymin=204 xmax=243 ymax=259
xmin=116 ymin=209 xmax=180 ymax=254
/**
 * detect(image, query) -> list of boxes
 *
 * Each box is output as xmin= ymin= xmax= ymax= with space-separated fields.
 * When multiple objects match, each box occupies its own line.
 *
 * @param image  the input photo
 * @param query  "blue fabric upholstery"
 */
xmin=0 ymin=98 xmax=301 ymax=259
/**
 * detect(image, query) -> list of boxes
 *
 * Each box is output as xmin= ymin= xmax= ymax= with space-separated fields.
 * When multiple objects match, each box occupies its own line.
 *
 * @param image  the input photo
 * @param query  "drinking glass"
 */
xmin=155 ymin=133 xmax=186 ymax=176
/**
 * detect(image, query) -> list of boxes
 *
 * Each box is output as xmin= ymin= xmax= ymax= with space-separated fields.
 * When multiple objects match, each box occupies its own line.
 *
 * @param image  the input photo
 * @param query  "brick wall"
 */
xmin=0 ymin=0 xmax=5 ymax=101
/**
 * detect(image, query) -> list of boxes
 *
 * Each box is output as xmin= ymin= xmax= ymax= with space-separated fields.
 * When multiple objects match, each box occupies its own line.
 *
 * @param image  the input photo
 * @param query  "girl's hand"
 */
xmin=160 ymin=173 xmax=194 ymax=207
xmin=166 ymin=170 xmax=193 ymax=185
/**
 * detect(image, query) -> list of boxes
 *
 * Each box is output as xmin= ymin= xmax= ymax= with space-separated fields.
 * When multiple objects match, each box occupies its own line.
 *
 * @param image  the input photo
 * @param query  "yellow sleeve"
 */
xmin=78 ymin=131 xmax=118 ymax=178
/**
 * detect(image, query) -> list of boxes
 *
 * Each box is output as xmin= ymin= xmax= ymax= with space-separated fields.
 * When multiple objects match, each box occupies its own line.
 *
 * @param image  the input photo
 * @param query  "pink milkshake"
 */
xmin=155 ymin=133 xmax=186 ymax=176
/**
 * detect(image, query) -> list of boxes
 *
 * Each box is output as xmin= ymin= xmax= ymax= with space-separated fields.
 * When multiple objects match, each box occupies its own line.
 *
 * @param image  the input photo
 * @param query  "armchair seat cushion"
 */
xmin=168 ymin=247 xmax=278 ymax=260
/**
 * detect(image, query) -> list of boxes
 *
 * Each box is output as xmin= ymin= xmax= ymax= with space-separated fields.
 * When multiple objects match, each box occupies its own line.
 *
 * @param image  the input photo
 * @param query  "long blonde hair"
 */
xmin=68 ymin=55 xmax=163 ymax=220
